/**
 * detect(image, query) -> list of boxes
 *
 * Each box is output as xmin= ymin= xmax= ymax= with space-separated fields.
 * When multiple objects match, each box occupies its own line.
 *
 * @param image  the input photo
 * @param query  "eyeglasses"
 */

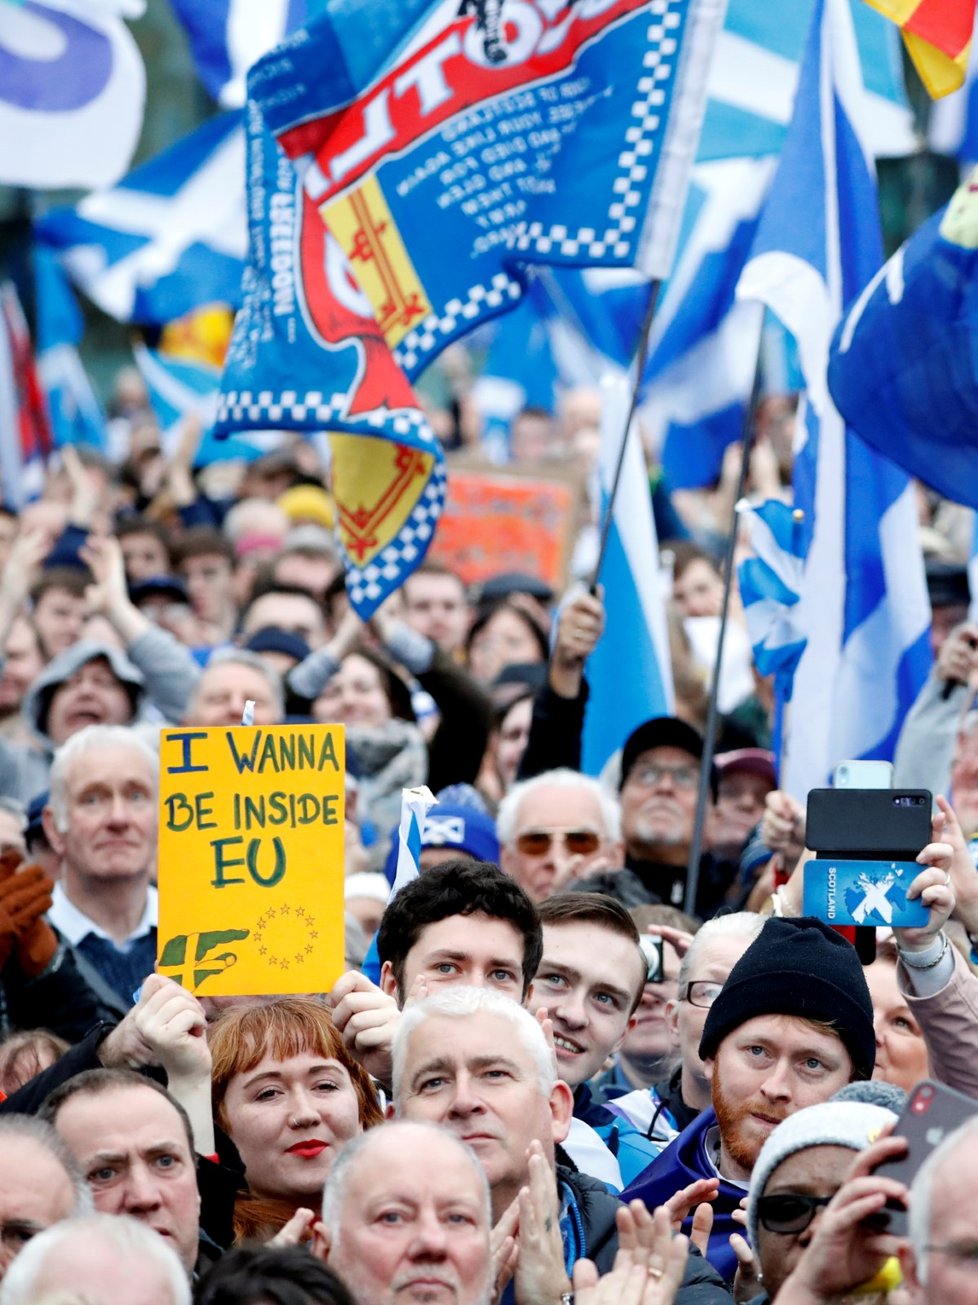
xmin=629 ymin=764 xmax=699 ymax=790
xmin=756 ymin=1194 xmax=834 ymax=1234
xmin=514 ymin=829 xmax=602 ymax=857
xmin=678 ymin=980 xmax=724 ymax=1009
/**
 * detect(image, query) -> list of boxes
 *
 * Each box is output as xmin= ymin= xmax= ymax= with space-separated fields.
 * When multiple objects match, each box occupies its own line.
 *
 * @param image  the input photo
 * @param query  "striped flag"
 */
xmin=737 ymin=0 xmax=932 ymax=797
xmin=736 ymin=498 xmax=808 ymax=685
xmin=0 ymin=282 xmax=53 ymax=507
xmin=35 ymin=112 xmax=246 ymax=325
xmin=863 ymin=0 xmax=976 ymax=96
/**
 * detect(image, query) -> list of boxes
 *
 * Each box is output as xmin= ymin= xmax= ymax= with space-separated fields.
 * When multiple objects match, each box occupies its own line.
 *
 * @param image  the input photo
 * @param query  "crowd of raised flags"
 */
xmin=1 ymin=0 xmax=977 ymax=788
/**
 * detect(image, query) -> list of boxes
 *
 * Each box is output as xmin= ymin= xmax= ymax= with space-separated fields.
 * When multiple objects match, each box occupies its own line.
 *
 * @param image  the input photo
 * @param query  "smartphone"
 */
xmin=806 ymin=789 xmax=931 ymax=860
xmin=639 ymin=934 xmax=664 ymax=984
xmin=873 ymin=1079 xmax=978 ymax=1234
xmin=833 ymin=760 xmax=893 ymax=789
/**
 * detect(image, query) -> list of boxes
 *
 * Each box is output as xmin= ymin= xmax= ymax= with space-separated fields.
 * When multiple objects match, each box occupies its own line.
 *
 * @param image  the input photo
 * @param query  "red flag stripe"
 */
xmin=903 ymin=0 xmax=975 ymax=59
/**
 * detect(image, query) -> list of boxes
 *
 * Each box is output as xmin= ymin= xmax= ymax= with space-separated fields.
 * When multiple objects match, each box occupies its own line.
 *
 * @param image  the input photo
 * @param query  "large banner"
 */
xmin=249 ymin=0 xmax=726 ymax=375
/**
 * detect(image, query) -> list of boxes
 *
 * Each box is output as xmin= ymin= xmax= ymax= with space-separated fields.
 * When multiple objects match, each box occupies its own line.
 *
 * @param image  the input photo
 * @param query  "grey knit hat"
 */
xmin=747 ymin=1100 xmax=897 ymax=1250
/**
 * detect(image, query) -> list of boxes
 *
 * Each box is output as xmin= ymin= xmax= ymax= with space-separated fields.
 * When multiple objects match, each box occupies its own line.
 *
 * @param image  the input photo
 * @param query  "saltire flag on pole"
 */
xmin=34 ymin=112 xmax=247 ymax=326
xmin=828 ymin=167 xmax=978 ymax=509
xmin=0 ymin=282 xmax=53 ymax=508
xmin=737 ymin=0 xmax=931 ymax=799
xmin=862 ymin=0 xmax=976 ymax=97
xmin=133 ymin=342 xmax=275 ymax=467
xmin=33 ymin=246 xmax=107 ymax=452
xmin=249 ymin=0 xmax=727 ymax=378
xmin=581 ymin=373 xmax=674 ymax=775
xmin=215 ymin=104 xmax=446 ymax=622
xmin=0 ymin=0 xmax=146 ymax=189
xmin=168 ymin=0 xmax=326 ymax=108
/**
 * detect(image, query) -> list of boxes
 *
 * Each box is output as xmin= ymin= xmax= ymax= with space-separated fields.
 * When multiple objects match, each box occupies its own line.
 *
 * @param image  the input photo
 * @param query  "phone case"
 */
xmin=874 ymin=1080 xmax=978 ymax=1234
xmin=806 ymin=789 xmax=931 ymax=859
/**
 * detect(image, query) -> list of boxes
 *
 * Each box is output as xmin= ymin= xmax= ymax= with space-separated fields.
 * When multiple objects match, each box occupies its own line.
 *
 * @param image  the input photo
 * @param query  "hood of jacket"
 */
xmin=24 ymin=640 xmax=145 ymax=749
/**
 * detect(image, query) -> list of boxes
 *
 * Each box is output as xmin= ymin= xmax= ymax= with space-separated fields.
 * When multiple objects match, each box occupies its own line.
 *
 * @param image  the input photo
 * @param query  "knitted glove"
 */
xmin=0 ymin=864 xmax=54 ymax=973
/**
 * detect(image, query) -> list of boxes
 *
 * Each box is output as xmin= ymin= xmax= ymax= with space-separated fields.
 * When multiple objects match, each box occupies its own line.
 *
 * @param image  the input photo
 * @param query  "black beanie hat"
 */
xmin=699 ymin=916 xmax=875 ymax=1080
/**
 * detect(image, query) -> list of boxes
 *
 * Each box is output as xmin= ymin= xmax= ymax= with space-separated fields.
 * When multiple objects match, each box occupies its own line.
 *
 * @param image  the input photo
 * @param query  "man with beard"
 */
xmin=621 ymin=917 xmax=875 ymax=1280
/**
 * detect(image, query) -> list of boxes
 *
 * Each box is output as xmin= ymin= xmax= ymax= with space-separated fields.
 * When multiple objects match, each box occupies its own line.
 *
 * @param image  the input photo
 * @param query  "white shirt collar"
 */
xmin=49 ymin=881 xmax=158 ymax=948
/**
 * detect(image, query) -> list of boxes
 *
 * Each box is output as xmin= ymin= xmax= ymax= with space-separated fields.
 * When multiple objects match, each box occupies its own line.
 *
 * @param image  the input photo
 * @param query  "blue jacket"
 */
xmin=621 ymin=1107 xmax=747 ymax=1282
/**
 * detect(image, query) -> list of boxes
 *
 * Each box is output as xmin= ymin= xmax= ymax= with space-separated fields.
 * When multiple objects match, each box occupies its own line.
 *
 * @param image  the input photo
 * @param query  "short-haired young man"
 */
xmin=531 ymin=893 xmax=659 ymax=1185
xmin=328 ymin=860 xmax=541 ymax=1085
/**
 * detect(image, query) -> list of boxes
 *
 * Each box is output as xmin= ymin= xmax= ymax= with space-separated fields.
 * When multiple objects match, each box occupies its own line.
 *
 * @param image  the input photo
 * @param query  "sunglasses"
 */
xmin=514 ymin=829 xmax=601 ymax=856
xmin=756 ymin=1194 xmax=834 ymax=1234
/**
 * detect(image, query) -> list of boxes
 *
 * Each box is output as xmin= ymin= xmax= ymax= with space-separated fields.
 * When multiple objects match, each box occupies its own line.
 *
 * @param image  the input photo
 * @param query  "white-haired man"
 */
xmin=314 ymin=1121 xmax=493 ymax=1305
xmin=391 ymin=986 xmax=729 ymax=1305
xmin=0 ymin=1213 xmax=190 ymax=1305
xmin=0 ymin=1115 xmax=92 ymax=1283
xmin=498 ymin=768 xmax=624 ymax=903
xmin=42 ymin=724 xmax=159 ymax=1005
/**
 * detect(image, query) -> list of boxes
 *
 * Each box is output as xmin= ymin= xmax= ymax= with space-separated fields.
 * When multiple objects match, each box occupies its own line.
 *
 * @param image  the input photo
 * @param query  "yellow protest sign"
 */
xmin=157 ymin=724 xmax=345 ymax=997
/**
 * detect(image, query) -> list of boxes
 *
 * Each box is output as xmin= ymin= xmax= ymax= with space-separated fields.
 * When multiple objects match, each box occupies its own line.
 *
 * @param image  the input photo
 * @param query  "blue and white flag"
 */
xmin=35 ymin=112 xmax=246 ymax=325
xmin=0 ymin=0 xmax=146 ymax=189
xmin=134 ymin=343 xmax=272 ymax=465
xmin=737 ymin=0 xmax=932 ymax=799
xmin=392 ymin=785 xmax=438 ymax=896
xmin=169 ymin=0 xmax=325 ymax=108
xmin=827 ymin=173 xmax=978 ymax=509
xmin=736 ymin=497 xmax=807 ymax=684
xmin=582 ymin=374 xmax=674 ymax=775
xmin=33 ymin=245 xmax=106 ymax=451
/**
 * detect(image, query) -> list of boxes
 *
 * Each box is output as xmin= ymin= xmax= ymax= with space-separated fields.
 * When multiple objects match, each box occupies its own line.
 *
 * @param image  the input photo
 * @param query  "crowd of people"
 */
xmin=0 ymin=371 xmax=977 ymax=1305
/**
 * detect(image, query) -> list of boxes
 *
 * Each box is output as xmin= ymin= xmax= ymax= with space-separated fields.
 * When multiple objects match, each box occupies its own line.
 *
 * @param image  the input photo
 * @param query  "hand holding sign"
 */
xmin=157 ymin=723 xmax=346 ymax=997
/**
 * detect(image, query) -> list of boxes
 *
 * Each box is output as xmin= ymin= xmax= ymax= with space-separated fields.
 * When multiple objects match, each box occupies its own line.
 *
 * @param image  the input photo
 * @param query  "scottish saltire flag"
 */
xmin=392 ymin=785 xmax=438 ymax=895
xmin=736 ymin=498 xmax=807 ymax=684
xmin=33 ymin=246 xmax=106 ymax=451
xmin=0 ymin=282 xmax=53 ymax=507
xmin=634 ymin=0 xmax=911 ymax=492
xmin=582 ymin=374 xmax=674 ymax=774
xmin=737 ymin=0 xmax=931 ymax=799
xmin=0 ymin=0 xmax=145 ymax=188
xmin=216 ymin=107 xmax=446 ymax=621
xmin=35 ymin=112 xmax=246 ymax=325
xmin=250 ymin=0 xmax=726 ymax=377
xmin=862 ymin=0 xmax=975 ymax=98
xmin=169 ymin=0 xmax=326 ymax=108
xmin=133 ymin=342 xmax=272 ymax=466
xmin=701 ymin=0 xmax=913 ymax=162
xmin=828 ymin=171 xmax=978 ymax=509
xmin=643 ymin=157 xmax=770 ymax=489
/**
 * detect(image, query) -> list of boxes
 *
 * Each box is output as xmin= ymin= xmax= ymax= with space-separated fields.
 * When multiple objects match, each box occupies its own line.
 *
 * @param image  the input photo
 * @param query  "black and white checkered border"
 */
xmin=514 ymin=0 xmax=682 ymax=261
xmin=346 ymin=462 xmax=448 ymax=613
xmin=393 ymin=274 xmax=522 ymax=373
xmin=216 ymin=388 xmax=438 ymax=445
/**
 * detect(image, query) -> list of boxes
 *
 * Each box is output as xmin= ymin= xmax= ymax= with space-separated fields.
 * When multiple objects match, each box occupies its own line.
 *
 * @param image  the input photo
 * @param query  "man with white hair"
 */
xmin=314 ymin=1121 xmax=493 ymax=1305
xmin=0 ymin=1213 xmax=190 ymax=1305
xmin=42 ymin=724 xmax=159 ymax=1004
xmin=0 ymin=1115 xmax=92 ymax=1283
xmin=392 ymin=987 xmax=729 ymax=1303
xmin=903 ymin=1115 xmax=978 ymax=1305
xmin=498 ymin=768 xmax=624 ymax=903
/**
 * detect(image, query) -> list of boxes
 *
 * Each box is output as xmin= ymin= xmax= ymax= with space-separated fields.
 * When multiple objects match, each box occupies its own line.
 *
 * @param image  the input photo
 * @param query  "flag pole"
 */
xmin=683 ymin=372 xmax=761 ymax=918
xmin=589 ymin=277 xmax=662 ymax=586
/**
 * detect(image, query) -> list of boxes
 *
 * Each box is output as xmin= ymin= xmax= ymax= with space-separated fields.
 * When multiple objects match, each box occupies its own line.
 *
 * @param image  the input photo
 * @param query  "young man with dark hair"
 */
xmin=329 ymin=860 xmax=540 ymax=1090
xmin=172 ymin=528 xmax=236 ymax=645
xmin=376 ymin=858 xmax=542 ymax=1003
